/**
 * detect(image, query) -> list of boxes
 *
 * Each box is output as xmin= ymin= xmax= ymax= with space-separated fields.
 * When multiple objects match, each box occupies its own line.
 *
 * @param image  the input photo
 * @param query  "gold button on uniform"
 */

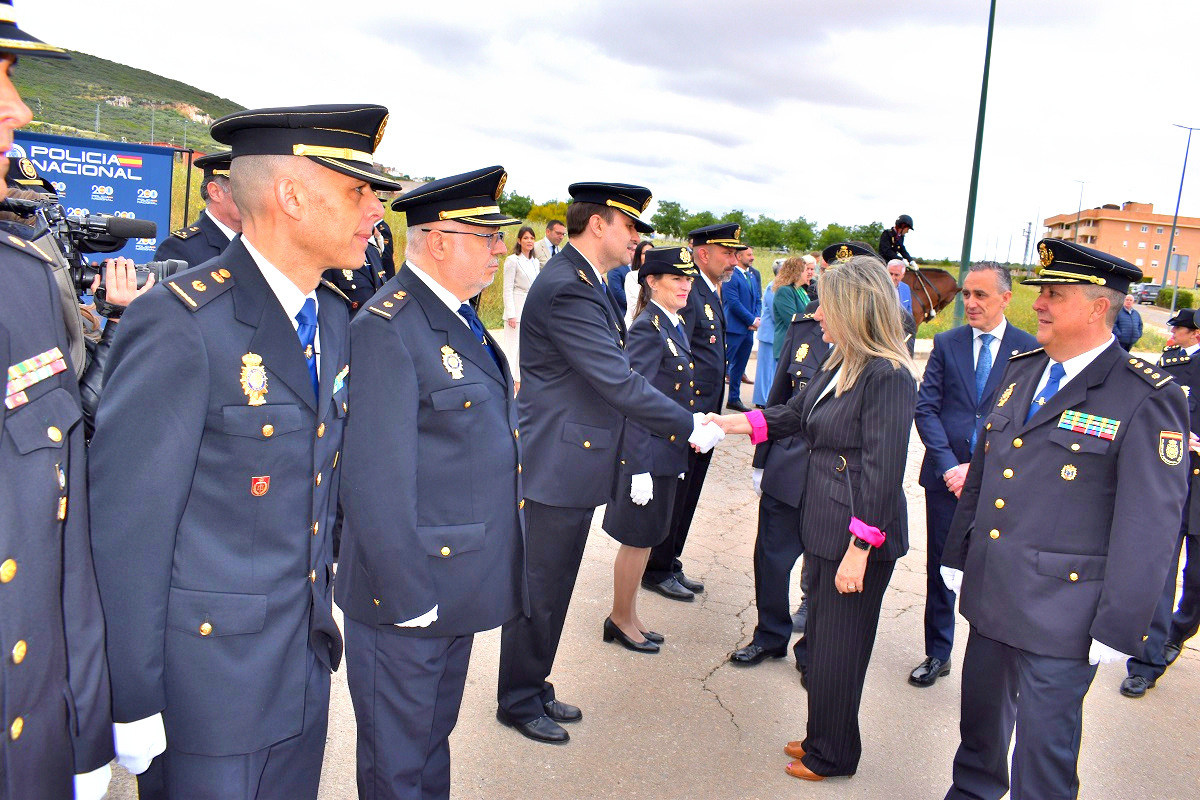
xmin=669 ymin=435 xmax=677 ymax=442
xmin=262 ymin=424 xmax=274 ymax=437
xmin=994 ymin=498 xmax=1005 ymax=509
xmin=199 ymin=622 xmax=213 ymax=636
xmin=519 ymin=499 xmax=525 ymax=510
xmin=317 ymin=423 xmax=326 ymax=438
xmin=315 ymin=473 xmax=322 ymax=487
xmin=0 ymin=559 xmax=16 ymax=583
xmin=1070 ymin=443 xmax=1080 ymax=451
xmin=10 ymin=717 xmax=23 ymax=740
xmin=583 ymin=440 xmax=591 ymax=448
xmin=517 ymin=464 xmax=522 ymax=474
xmin=311 ymin=521 xmax=319 ymax=536
xmin=1002 ymin=469 xmax=1014 ymax=479
xmin=1069 ymin=572 xmax=1079 ymax=582
xmin=989 ymin=529 xmax=1000 ymax=539
xmin=514 ymin=428 xmax=519 ymax=439
xmin=440 ymin=546 xmax=451 ymax=556
xmin=373 ymin=598 xmax=381 ymax=606
xmin=11 ymin=640 xmax=26 ymax=664
xmin=985 ymin=422 xmax=992 ymax=431
xmin=46 ymin=426 xmax=61 ymax=442
xmin=463 ymin=401 xmax=471 ymax=409
xmin=1012 ymin=438 xmax=1023 ymax=448
xmin=309 ymin=570 xmax=317 ymax=583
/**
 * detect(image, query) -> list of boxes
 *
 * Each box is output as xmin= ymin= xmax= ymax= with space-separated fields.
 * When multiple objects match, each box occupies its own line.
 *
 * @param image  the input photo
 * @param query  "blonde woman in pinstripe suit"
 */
xmin=714 ymin=254 xmax=918 ymax=781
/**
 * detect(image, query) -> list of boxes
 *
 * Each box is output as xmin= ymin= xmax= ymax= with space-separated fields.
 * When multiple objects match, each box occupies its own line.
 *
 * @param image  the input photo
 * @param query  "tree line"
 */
xmin=498 ymin=191 xmax=884 ymax=253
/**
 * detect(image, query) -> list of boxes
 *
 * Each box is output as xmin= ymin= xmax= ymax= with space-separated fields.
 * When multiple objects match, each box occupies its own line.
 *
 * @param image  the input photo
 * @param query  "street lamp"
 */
xmin=1164 ymin=124 xmax=1198 ymax=314
xmin=1073 ymin=180 xmax=1085 ymax=243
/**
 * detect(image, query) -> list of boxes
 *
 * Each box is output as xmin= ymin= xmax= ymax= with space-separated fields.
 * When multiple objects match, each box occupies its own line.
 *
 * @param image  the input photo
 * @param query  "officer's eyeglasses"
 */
xmin=421 ymin=228 xmax=505 ymax=247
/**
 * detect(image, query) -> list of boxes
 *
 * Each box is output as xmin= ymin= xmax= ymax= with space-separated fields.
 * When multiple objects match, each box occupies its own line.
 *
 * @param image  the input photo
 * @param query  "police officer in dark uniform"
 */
xmin=338 ymin=166 xmax=526 ymax=799
xmin=1119 ymin=307 xmax=1200 ymax=697
xmin=642 ymin=223 xmax=740 ymax=601
xmin=322 ymin=231 xmax=392 ymax=317
xmin=0 ymin=6 xmax=115 ymax=797
xmin=941 ymin=239 xmax=1189 ymax=800
xmin=153 ymin=150 xmax=240 ymax=266
xmin=89 ymin=104 xmax=401 ymax=799
xmin=495 ymin=182 xmax=723 ymax=745
xmin=879 ymin=214 xmax=915 ymax=264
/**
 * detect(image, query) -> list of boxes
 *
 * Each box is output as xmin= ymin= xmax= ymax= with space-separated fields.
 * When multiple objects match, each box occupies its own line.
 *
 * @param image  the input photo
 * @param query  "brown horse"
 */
xmin=902 ymin=267 xmax=960 ymax=323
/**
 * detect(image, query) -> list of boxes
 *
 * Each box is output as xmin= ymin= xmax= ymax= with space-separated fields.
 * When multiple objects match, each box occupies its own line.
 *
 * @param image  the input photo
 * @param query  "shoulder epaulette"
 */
xmin=165 ymin=267 xmax=235 ymax=311
xmin=1160 ymin=354 xmax=1191 ymax=366
xmin=0 ymin=230 xmax=53 ymax=263
xmin=171 ymin=225 xmax=201 ymax=240
xmin=576 ymin=269 xmax=593 ymax=287
xmin=366 ymin=289 xmax=411 ymax=320
xmin=320 ymin=279 xmax=351 ymax=303
xmin=1125 ymin=355 xmax=1175 ymax=389
xmin=1008 ymin=347 xmax=1045 ymax=361
xmin=652 ymin=313 xmax=661 ymax=330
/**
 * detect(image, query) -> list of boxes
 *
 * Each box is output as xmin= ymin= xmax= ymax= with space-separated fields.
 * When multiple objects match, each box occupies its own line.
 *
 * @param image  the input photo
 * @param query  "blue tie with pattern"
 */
xmin=1026 ymin=362 xmax=1066 ymax=423
xmin=295 ymin=298 xmax=319 ymax=401
xmin=459 ymin=303 xmax=504 ymax=373
xmin=969 ymin=333 xmax=995 ymax=453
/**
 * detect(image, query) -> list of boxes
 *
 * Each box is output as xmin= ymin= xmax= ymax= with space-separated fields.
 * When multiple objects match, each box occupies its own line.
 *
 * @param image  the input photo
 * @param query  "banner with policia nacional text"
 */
xmin=8 ymin=131 xmax=174 ymax=262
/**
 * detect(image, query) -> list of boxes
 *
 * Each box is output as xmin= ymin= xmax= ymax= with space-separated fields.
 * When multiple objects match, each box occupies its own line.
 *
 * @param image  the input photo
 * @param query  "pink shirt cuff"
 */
xmin=849 ymin=516 xmax=886 ymax=548
xmin=746 ymin=409 xmax=768 ymax=445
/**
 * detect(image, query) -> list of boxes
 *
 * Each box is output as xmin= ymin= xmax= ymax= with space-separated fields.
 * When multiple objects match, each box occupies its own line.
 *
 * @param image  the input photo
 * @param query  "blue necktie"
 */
xmin=295 ymin=297 xmax=319 ymax=401
xmin=1026 ymin=362 xmax=1066 ymax=423
xmin=459 ymin=303 xmax=504 ymax=373
xmin=969 ymin=333 xmax=995 ymax=453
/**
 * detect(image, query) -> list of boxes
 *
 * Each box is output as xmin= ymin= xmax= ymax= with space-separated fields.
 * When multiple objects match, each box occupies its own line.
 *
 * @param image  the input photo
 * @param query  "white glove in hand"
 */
xmin=940 ymin=566 xmax=963 ymax=594
xmin=630 ymin=473 xmax=653 ymax=506
xmin=752 ymin=468 xmax=763 ymax=497
xmin=688 ymin=413 xmax=724 ymax=453
xmin=395 ymin=605 xmax=439 ymax=628
xmin=1088 ymin=638 xmax=1131 ymax=666
xmin=113 ymin=713 xmax=166 ymax=775
xmin=74 ymin=764 xmax=112 ymax=800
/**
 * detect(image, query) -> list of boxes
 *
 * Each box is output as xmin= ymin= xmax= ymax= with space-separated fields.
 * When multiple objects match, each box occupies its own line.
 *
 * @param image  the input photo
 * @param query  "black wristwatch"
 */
xmin=850 ymin=534 xmax=872 ymax=551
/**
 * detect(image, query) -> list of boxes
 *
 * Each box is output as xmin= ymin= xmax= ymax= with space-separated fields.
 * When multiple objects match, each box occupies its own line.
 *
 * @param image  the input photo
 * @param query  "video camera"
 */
xmin=0 ymin=194 xmax=185 ymax=296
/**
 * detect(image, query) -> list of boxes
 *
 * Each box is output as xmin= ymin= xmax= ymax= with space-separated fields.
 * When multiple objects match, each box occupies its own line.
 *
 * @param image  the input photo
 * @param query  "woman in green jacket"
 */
xmin=772 ymin=255 xmax=816 ymax=360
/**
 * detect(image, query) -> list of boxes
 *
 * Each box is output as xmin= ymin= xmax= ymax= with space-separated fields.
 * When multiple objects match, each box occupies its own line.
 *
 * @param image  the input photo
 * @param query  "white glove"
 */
xmin=630 ymin=473 xmax=653 ymax=505
xmin=395 ymin=604 xmax=439 ymax=628
xmin=113 ymin=713 xmax=166 ymax=775
xmin=74 ymin=764 xmax=112 ymax=800
xmin=940 ymin=566 xmax=963 ymax=594
xmin=752 ymin=468 xmax=763 ymax=497
xmin=688 ymin=413 xmax=724 ymax=453
xmin=1088 ymin=638 xmax=1131 ymax=666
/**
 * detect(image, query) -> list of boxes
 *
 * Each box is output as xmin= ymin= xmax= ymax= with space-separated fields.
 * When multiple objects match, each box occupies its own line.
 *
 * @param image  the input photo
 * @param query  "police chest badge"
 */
xmin=240 ymin=353 xmax=268 ymax=406
xmin=996 ymin=383 xmax=1016 ymax=408
xmin=1159 ymin=430 xmax=1184 ymax=466
xmin=250 ymin=476 xmax=270 ymax=497
xmin=795 ymin=343 xmax=809 ymax=363
xmin=441 ymin=345 xmax=465 ymax=380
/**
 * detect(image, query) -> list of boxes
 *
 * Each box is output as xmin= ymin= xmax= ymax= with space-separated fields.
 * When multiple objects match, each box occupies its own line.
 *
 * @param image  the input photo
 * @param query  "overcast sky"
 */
xmin=25 ymin=1 xmax=1200 ymax=260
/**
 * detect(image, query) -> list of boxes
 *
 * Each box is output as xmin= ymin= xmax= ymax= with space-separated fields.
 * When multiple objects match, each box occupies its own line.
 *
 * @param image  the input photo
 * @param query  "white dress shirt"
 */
xmin=1032 ymin=336 xmax=1116 ymax=398
xmin=241 ymin=236 xmax=320 ymax=374
xmin=403 ymin=260 xmax=473 ymax=331
xmin=204 ymin=208 xmax=237 ymax=243
xmin=972 ymin=317 xmax=1008 ymax=369
xmin=650 ymin=299 xmax=682 ymax=329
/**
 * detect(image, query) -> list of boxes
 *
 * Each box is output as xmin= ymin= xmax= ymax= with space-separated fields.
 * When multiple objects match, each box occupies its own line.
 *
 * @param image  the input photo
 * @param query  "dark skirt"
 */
xmin=602 ymin=473 xmax=679 ymax=548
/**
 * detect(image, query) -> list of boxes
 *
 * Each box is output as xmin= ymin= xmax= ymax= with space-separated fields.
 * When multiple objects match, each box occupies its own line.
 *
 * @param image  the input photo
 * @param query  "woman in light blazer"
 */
xmin=716 ymin=253 xmax=918 ymax=781
xmin=503 ymin=225 xmax=540 ymax=390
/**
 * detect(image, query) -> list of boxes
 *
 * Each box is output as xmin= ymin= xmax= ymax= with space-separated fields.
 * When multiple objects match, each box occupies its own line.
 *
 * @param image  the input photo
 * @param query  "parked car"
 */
xmin=1133 ymin=283 xmax=1162 ymax=304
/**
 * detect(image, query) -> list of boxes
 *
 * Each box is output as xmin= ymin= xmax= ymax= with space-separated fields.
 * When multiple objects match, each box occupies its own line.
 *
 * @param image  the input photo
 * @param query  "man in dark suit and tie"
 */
xmin=724 ymin=235 xmax=759 ymax=412
xmin=154 ymin=151 xmax=240 ymax=266
xmin=642 ymin=223 xmax=739 ymax=600
xmin=496 ymin=183 xmax=723 ymax=745
xmin=941 ymin=240 xmax=1189 ymax=800
xmin=90 ymin=105 xmax=401 ymax=799
xmin=339 ymin=167 xmax=527 ymax=799
xmin=911 ymin=262 xmax=1037 ymax=687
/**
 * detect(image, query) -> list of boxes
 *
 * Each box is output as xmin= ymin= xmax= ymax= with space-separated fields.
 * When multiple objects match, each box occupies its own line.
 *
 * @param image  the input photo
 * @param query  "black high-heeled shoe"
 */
xmin=640 ymin=630 xmax=665 ymax=643
xmin=603 ymin=618 xmax=659 ymax=653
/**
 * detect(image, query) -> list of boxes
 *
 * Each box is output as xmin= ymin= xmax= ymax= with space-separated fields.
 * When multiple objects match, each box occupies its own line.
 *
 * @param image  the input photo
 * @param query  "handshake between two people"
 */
xmin=687 ymin=410 xmax=758 ymax=454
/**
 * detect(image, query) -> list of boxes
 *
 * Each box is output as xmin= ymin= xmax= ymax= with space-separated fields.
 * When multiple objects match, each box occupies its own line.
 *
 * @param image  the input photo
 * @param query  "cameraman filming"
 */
xmin=0 ymin=3 xmax=117 ymax=798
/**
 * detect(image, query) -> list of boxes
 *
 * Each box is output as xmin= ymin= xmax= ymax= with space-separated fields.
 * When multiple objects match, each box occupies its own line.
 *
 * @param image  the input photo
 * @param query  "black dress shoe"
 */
xmin=726 ymin=400 xmax=750 ymax=412
xmin=730 ymin=643 xmax=787 ymax=666
xmin=496 ymin=710 xmax=569 ymax=744
xmin=603 ymin=617 xmax=660 ymax=653
xmin=641 ymin=576 xmax=694 ymax=601
xmin=791 ymin=602 xmax=808 ymax=634
xmin=674 ymin=571 xmax=704 ymax=593
xmin=796 ymin=660 xmax=808 ymax=690
xmin=909 ymin=656 xmax=951 ymax=688
xmin=1120 ymin=675 xmax=1155 ymax=698
xmin=543 ymin=699 xmax=582 ymax=723
xmin=1164 ymin=640 xmax=1182 ymax=666
xmin=641 ymin=630 xmax=665 ymax=644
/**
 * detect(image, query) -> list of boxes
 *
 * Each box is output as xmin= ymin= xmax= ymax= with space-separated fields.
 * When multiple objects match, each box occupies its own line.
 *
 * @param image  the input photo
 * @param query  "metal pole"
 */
xmin=1166 ymin=125 xmax=1196 ymax=314
xmin=150 ymin=103 xmax=155 ymax=144
xmin=953 ymin=0 xmax=998 ymax=327
xmin=1073 ymin=180 xmax=1085 ymax=242
xmin=182 ymin=148 xmax=195 ymax=227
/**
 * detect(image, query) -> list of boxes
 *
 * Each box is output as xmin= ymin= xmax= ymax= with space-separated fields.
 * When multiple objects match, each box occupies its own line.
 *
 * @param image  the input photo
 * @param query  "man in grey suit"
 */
xmin=911 ymin=262 xmax=1037 ymax=687
xmin=533 ymin=218 xmax=566 ymax=266
xmin=941 ymin=240 xmax=1189 ymax=800
xmin=90 ymin=105 xmax=401 ymax=799
xmin=339 ymin=166 xmax=526 ymax=799
xmin=496 ymin=183 xmax=723 ymax=745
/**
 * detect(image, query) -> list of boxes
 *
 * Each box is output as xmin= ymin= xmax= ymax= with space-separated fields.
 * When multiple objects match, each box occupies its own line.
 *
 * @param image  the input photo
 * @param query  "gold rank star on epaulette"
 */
xmin=171 ymin=225 xmax=201 ymax=240
xmin=167 ymin=268 xmax=235 ymax=311
xmin=1126 ymin=356 xmax=1175 ymax=388
xmin=367 ymin=290 xmax=410 ymax=320
xmin=1008 ymin=347 xmax=1045 ymax=361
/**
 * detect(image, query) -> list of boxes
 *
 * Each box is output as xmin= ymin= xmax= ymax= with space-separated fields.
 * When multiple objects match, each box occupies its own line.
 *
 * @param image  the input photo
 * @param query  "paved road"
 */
xmin=109 ymin=349 xmax=1200 ymax=799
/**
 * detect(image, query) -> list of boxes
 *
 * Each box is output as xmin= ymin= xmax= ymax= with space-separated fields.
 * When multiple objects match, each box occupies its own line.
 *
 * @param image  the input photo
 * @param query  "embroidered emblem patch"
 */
xmin=1160 ymin=431 xmax=1184 ymax=466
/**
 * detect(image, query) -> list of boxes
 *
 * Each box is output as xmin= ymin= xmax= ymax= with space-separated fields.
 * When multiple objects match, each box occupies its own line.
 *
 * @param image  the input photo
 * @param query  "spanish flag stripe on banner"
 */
xmin=115 ymin=156 xmax=143 ymax=167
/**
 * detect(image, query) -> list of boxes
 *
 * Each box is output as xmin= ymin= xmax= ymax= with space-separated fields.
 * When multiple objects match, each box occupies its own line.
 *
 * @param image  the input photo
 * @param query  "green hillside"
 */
xmin=12 ymin=49 xmax=244 ymax=151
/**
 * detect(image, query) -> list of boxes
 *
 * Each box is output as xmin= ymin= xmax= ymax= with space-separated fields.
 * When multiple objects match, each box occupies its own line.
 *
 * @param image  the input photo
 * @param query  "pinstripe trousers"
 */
xmin=798 ymin=554 xmax=895 ymax=777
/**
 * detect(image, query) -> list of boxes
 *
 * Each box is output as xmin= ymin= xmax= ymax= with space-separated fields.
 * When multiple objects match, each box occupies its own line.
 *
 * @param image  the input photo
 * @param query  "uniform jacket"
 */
xmin=1158 ymin=345 xmax=1200 ymax=536
xmin=762 ymin=357 xmax=916 ymax=561
xmin=942 ymin=343 xmax=1189 ymax=659
xmin=879 ymin=228 xmax=911 ymax=263
xmin=0 ymin=232 xmax=113 ymax=794
xmin=915 ymin=321 xmax=1039 ymax=488
xmin=89 ymin=239 xmax=347 ymax=756
xmin=153 ymin=211 xmax=233 ymax=267
xmin=619 ymin=306 xmax=695 ymax=478
xmin=517 ymin=244 xmax=694 ymax=509
xmin=324 ymin=244 xmax=391 ymax=317
xmin=752 ymin=314 xmax=829 ymax=508
xmin=683 ymin=275 xmax=726 ymax=414
xmin=337 ymin=266 xmax=528 ymax=634
xmin=723 ymin=268 xmax=759 ymax=334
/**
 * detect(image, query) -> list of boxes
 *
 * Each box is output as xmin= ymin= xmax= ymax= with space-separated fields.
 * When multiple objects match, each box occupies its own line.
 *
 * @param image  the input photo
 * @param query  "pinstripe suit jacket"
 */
xmin=761 ymin=357 xmax=917 ymax=561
